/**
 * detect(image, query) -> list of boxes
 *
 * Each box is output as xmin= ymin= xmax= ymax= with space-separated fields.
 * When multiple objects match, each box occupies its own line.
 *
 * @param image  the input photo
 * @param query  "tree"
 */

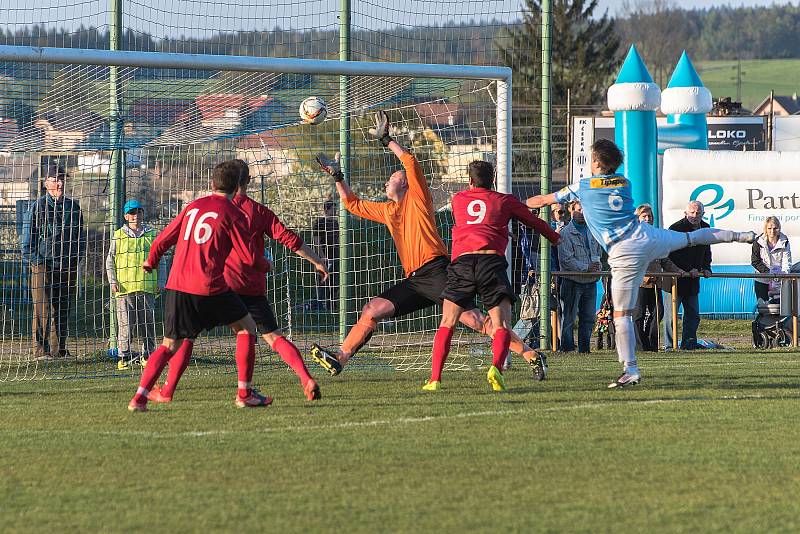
xmin=617 ymin=0 xmax=699 ymax=86
xmin=495 ymin=0 xmax=622 ymax=107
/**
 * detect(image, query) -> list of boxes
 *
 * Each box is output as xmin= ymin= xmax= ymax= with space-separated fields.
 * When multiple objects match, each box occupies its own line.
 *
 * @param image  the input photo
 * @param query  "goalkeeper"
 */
xmin=312 ymin=111 xmax=546 ymax=378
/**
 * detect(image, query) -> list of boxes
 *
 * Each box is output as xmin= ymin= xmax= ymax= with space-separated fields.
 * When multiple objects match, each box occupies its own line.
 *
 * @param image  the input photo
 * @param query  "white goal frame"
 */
xmin=0 ymin=44 xmax=512 ymax=196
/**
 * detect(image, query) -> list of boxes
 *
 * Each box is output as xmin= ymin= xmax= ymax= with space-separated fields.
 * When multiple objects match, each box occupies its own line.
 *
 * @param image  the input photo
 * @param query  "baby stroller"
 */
xmin=752 ymin=298 xmax=790 ymax=349
xmin=595 ymin=278 xmax=615 ymax=350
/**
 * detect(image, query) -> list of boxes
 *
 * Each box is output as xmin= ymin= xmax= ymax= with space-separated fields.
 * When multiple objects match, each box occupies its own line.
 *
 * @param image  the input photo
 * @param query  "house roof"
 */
xmin=127 ymin=98 xmax=195 ymax=126
xmin=754 ymin=95 xmax=800 ymax=115
xmin=414 ymin=102 xmax=464 ymax=127
xmin=237 ymin=132 xmax=291 ymax=150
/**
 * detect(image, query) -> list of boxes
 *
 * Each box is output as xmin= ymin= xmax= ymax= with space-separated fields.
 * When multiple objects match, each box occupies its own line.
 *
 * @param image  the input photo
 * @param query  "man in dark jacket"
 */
xmin=21 ymin=165 xmax=85 ymax=360
xmin=663 ymin=200 xmax=710 ymax=350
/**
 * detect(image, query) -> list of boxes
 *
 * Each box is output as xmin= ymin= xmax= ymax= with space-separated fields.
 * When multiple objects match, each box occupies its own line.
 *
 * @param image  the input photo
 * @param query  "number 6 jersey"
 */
xmin=147 ymin=194 xmax=266 ymax=296
xmin=450 ymin=188 xmax=560 ymax=260
xmin=554 ymin=174 xmax=638 ymax=252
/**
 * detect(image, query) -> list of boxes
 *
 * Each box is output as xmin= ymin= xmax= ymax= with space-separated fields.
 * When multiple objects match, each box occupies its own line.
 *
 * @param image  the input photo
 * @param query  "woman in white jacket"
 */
xmin=751 ymin=216 xmax=791 ymax=301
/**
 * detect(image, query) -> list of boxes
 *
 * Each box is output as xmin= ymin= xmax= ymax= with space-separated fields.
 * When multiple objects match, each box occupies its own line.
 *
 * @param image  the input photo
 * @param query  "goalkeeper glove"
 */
xmin=368 ymin=110 xmax=392 ymax=147
xmin=316 ymin=152 xmax=343 ymax=182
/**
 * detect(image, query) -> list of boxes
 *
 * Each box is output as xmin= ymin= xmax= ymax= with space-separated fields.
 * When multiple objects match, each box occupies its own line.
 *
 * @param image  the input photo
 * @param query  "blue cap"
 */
xmin=123 ymin=199 xmax=144 ymax=214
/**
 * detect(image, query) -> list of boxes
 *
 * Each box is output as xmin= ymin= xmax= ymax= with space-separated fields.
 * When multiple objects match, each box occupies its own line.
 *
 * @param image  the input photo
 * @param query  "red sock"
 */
xmin=272 ymin=336 xmax=312 ymax=385
xmin=430 ymin=327 xmax=454 ymax=382
xmin=492 ymin=328 xmax=512 ymax=372
xmin=132 ymin=345 xmax=174 ymax=403
xmin=235 ymin=333 xmax=256 ymax=399
xmin=162 ymin=339 xmax=194 ymax=398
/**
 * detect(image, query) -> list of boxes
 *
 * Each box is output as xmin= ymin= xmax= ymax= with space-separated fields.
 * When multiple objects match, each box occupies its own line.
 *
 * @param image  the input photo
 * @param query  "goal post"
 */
xmin=0 ymin=44 xmax=512 ymax=379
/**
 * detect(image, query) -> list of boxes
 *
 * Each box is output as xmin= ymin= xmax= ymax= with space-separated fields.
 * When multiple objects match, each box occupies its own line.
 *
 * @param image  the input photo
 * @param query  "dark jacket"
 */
xmin=667 ymin=217 xmax=711 ymax=297
xmin=21 ymin=194 xmax=85 ymax=270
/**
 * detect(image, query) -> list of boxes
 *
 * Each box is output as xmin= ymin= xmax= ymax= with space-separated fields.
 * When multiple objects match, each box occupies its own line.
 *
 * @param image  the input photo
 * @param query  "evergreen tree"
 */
xmin=495 ymin=0 xmax=622 ymax=107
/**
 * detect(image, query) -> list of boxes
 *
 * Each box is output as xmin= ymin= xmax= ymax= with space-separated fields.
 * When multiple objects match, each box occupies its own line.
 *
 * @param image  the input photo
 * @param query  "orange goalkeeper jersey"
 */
xmin=343 ymin=151 xmax=447 ymax=276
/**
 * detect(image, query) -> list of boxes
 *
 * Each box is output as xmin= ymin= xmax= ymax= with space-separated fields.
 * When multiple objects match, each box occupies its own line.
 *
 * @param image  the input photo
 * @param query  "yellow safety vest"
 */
xmin=113 ymin=227 xmax=158 ymax=295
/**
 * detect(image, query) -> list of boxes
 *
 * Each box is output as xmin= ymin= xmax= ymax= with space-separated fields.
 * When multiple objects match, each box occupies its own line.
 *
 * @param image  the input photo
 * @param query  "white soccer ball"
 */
xmin=299 ymin=96 xmax=328 ymax=125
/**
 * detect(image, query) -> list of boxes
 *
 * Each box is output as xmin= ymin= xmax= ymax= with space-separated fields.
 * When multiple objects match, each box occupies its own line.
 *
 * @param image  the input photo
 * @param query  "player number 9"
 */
xmin=183 ymin=208 xmax=219 ymax=245
xmin=466 ymin=199 xmax=487 ymax=224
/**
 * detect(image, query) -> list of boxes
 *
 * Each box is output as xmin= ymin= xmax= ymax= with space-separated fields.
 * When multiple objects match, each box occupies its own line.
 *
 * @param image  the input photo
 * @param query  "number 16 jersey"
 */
xmin=450 ymin=188 xmax=559 ymax=260
xmin=147 ymin=194 xmax=265 ymax=296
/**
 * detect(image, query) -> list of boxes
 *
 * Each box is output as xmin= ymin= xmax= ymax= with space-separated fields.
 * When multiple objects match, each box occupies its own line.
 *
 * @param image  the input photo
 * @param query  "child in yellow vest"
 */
xmin=105 ymin=199 xmax=158 ymax=370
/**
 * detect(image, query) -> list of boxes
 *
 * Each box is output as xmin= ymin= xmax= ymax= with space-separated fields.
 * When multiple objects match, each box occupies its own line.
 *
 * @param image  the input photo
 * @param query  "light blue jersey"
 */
xmin=555 ymin=174 xmax=638 ymax=252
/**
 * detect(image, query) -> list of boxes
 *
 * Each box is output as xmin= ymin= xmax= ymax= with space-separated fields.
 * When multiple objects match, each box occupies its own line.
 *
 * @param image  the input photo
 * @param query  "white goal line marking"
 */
xmin=0 ymin=394 xmax=775 ymax=439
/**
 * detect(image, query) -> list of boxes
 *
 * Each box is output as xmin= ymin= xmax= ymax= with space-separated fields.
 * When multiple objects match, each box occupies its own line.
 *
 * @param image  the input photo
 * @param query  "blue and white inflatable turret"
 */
xmin=606 ymin=45 xmax=661 ymax=222
xmin=659 ymin=51 xmax=713 ymax=152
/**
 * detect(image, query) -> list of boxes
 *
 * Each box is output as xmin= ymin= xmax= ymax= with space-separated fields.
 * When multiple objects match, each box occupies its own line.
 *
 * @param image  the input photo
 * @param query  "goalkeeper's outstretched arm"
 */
xmin=368 ymin=109 xmax=408 ymax=159
xmin=316 ymin=151 xmax=386 ymax=224
xmin=315 ymin=151 xmax=352 ymax=199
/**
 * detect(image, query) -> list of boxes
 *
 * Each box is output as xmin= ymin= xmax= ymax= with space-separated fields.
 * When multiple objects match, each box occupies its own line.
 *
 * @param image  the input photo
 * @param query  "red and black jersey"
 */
xmin=450 ymin=188 xmax=559 ymax=259
xmin=224 ymin=194 xmax=304 ymax=296
xmin=148 ymin=194 xmax=266 ymax=296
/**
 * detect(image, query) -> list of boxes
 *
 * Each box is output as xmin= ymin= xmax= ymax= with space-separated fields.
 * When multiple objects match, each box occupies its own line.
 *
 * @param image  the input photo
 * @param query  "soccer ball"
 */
xmin=299 ymin=96 xmax=327 ymax=125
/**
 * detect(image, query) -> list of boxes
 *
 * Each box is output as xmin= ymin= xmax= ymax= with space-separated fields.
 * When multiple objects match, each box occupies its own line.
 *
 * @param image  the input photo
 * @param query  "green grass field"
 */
xmin=698 ymin=59 xmax=800 ymax=111
xmin=2 ymin=350 xmax=799 ymax=533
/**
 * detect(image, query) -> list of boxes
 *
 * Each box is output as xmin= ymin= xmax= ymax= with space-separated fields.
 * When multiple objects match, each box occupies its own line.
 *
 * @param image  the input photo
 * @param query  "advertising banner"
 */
xmin=571 ymin=116 xmax=766 ymax=182
xmin=773 ymin=115 xmax=800 ymax=151
xmin=661 ymin=149 xmax=800 ymax=266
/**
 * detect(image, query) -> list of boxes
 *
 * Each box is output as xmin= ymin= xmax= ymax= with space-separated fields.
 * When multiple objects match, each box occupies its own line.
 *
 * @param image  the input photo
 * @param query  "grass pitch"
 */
xmin=2 ymin=350 xmax=799 ymax=533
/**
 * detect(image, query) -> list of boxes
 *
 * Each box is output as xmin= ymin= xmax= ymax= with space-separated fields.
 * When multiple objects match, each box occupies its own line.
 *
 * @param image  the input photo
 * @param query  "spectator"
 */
xmin=633 ymin=204 xmax=664 ymax=352
xmin=21 ymin=164 xmax=85 ymax=360
xmin=550 ymin=202 xmax=569 ymax=231
xmin=751 ymin=216 xmax=791 ymax=302
xmin=549 ymin=202 xmax=567 ymax=346
xmin=311 ymin=198 xmax=339 ymax=311
xmin=557 ymin=200 xmax=602 ymax=353
xmin=663 ymin=200 xmax=710 ymax=350
xmin=549 ymin=202 xmax=568 ymax=275
xmin=106 ymin=199 xmax=158 ymax=370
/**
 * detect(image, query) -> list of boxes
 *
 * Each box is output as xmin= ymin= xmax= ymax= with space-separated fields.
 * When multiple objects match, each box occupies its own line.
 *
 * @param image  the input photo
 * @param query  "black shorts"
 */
xmin=163 ymin=289 xmax=249 ymax=340
xmin=239 ymin=294 xmax=279 ymax=333
xmin=379 ymin=256 xmax=475 ymax=318
xmin=441 ymin=254 xmax=516 ymax=310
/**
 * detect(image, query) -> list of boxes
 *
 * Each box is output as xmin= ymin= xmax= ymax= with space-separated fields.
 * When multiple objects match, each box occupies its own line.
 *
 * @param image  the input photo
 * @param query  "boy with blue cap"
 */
xmin=106 ymin=199 xmax=159 ymax=369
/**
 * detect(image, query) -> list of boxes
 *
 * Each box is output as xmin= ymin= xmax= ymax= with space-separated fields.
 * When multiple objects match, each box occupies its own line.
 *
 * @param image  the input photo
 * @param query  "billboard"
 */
xmin=773 ymin=115 xmax=800 ymax=151
xmin=571 ymin=116 xmax=766 ymax=182
xmin=661 ymin=149 xmax=800 ymax=266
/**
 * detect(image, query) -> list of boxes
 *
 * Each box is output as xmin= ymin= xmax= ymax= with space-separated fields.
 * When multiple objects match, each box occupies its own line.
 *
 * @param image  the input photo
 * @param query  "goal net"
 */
xmin=0 ymin=47 xmax=511 ymax=380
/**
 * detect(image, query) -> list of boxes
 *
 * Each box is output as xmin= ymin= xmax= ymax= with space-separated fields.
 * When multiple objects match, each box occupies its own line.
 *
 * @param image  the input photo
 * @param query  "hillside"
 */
xmin=696 ymin=59 xmax=800 ymax=111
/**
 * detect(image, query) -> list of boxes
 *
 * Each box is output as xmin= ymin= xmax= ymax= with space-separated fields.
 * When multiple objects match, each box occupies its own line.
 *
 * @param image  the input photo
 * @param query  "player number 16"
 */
xmin=183 ymin=208 xmax=218 ymax=245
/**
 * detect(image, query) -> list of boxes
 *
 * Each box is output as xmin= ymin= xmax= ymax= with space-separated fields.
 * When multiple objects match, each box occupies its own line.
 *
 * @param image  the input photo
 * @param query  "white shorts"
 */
xmin=607 ymin=223 xmax=690 ymax=311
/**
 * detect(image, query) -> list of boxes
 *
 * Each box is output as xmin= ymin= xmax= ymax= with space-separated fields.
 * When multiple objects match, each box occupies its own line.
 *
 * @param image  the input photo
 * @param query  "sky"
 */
xmin=0 ymin=0 xmax=793 ymax=37
xmin=597 ymin=0 xmax=785 ymax=14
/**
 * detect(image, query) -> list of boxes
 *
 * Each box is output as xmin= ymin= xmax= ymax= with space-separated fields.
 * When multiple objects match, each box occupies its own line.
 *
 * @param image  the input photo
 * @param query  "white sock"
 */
xmin=614 ymin=316 xmax=638 ymax=374
xmin=688 ymin=227 xmax=734 ymax=246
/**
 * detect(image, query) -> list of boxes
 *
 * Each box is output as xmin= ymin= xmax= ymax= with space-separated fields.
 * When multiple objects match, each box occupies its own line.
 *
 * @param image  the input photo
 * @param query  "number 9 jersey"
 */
xmin=450 ymin=189 xmax=560 ymax=259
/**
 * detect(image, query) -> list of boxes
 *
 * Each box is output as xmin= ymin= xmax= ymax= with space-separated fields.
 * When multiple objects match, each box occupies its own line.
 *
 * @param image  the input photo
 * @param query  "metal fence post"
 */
xmin=671 ymin=278 xmax=678 ymax=350
xmin=108 ymin=0 xmax=123 ymax=353
xmin=338 ymin=0 xmax=351 ymax=343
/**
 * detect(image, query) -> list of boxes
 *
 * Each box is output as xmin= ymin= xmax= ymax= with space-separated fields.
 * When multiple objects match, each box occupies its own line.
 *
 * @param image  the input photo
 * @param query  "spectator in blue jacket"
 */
xmin=557 ymin=200 xmax=602 ymax=353
xmin=21 ymin=165 xmax=85 ymax=360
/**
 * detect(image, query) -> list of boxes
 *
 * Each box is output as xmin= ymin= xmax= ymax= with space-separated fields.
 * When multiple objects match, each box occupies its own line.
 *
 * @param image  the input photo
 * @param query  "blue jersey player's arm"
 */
xmin=526 ymin=183 xmax=580 ymax=209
